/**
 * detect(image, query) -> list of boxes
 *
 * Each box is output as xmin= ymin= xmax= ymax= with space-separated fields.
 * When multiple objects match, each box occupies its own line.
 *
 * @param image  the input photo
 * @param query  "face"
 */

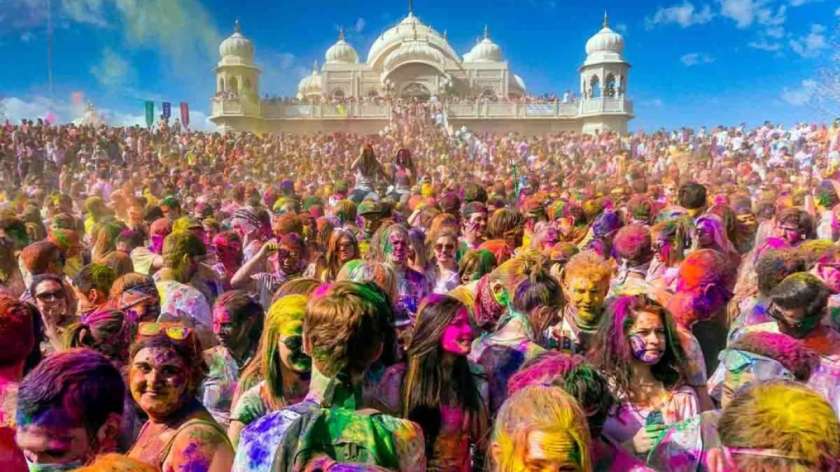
xmin=627 ymin=310 xmax=667 ymax=365
xmin=694 ymin=220 xmax=715 ymax=248
xmin=129 ymin=347 xmax=190 ymax=419
xmin=736 ymin=213 xmax=757 ymax=234
xmin=16 ymin=420 xmax=93 ymax=469
xmin=778 ymin=223 xmax=803 ymax=245
xmin=465 ymin=212 xmax=488 ymax=239
xmin=335 ymin=234 xmax=356 ymax=263
xmin=523 ymin=430 xmax=582 ymax=472
xmin=276 ymin=244 xmax=302 ymax=275
xmin=652 ymin=234 xmax=673 ymax=263
xmin=386 ymin=231 xmax=409 ymax=266
xmin=769 ymin=303 xmax=818 ymax=339
xmin=213 ymin=307 xmax=252 ymax=351
xmin=33 ymin=280 xmax=68 ymax=324
xmin=434 ymin=235 xmax=457 ymax=265
xmin=440 ymin=308 xmax=475 ymax=356
xmin=564 ymin=275 xmax=609 ymax=325
xmin=278 ymin=327 xmax=311 ymax=374
xmin=362 ymin=215 xmax=382 ymax=238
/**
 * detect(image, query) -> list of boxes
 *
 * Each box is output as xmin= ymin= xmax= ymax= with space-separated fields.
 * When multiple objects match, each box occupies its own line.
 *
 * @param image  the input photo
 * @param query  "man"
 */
xmin=15 ymin=349 xmax=124 ymax=470
xmin=234 ymin=282 xmax=425 ymax=472
xmin=154 ymin=231 xmax=212 ymax=329
xmin=460 ymin=201 xmax=488 ymax=254
xmin=71 ymin=263 xmax=116 ymax=319
xmin=550 ymin=250 xmax=612 ymax=354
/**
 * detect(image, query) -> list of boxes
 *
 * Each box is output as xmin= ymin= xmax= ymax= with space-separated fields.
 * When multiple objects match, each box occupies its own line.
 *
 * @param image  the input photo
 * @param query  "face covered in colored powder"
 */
xmin=129 ymin=347 xmax=190 ymax=420
xmin=278 ymin=324 xmax=311 ymax=374
xmin=627 ymin=310 xmax=667 ymax=365
xmin=652 ymin=233 xmax=673 ymax=264
xmin=385 ymin=231 xmax=409 ymax=267
xmin=336 ymin=234 xmax=357 ymax=264
xmin=768 ymin=303 xmax=820 ymax=339
xmin=563 ymin=275 xmax=609 ymax=326
xmin=440 ymin=308 xmax=475 ymax=356
xmin=524 ymin=430 xmax=583 ymax=472
xmin=816 ymin=258 xmax=840 ymax=293
xmin=464 ymin=211 xmax=488 ymax=241
xmin=16 ymin=416 xmax=99 ymax=471
xmin=213 ymin=306 xmax=254 ymax=353
xmin=693 ymin=220 xmax=716 ymax=248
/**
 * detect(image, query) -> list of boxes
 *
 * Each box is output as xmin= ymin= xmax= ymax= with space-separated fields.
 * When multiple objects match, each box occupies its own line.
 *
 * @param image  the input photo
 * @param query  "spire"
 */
xmin=311 ymin=60 xmax=318 ymax=72
xmin=602 ymin=10 xmax=608 ymax=28
xmin=408 ymin=0 xmax=414 ymax=16
xmin=234 ymin=18 xmax=241 ymax=33
xmin=483 ymin=24 xmax=489 ymax=40
xmin=338 ymin=26 xmax=345 ymax=41
xmin=443 ymin=29 xmax=448 ymax=40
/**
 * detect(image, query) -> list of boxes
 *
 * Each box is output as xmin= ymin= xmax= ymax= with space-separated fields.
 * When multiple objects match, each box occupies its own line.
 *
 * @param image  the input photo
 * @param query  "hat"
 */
xmin=358 ymin=200 xmax=384 ymax=217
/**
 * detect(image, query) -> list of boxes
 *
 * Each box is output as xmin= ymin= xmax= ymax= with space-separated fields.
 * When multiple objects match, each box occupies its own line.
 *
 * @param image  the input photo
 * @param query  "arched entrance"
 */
xmin=400 ymin=82 xmax=431 ymax=100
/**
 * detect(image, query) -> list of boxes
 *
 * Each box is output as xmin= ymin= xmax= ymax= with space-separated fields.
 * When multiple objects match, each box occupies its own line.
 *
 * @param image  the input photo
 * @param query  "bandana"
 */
xmin=474 ymin=275 xmax=505 ymax=330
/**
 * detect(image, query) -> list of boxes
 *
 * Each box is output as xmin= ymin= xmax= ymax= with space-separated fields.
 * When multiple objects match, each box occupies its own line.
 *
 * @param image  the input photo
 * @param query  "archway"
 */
xmin=589 ymin=75 xmax=601 ymax=98
xmin=401 ymin=82 xmax=431 ymax=100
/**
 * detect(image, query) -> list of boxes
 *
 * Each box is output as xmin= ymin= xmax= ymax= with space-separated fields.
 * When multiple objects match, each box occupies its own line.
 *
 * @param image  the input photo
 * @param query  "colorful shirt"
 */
xmin=231 ymin=381 xmax=271 ymax=427
xmin=200 ymin=345 xmax=243 ymax=428
xmin=648 ymin=410 xmax=722 ymax=472
xmin=154 ymin=278 xmax=212 ymax=328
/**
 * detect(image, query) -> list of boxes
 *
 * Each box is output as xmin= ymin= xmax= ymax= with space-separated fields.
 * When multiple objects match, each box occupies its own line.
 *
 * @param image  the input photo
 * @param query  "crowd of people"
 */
xmin=0 ymin=105 xmax=839 ymax=472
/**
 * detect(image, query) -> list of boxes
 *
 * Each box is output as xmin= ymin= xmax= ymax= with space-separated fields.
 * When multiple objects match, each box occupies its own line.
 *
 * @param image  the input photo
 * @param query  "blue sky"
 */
xmin=0 ymin=0 xmax=837 ymax=131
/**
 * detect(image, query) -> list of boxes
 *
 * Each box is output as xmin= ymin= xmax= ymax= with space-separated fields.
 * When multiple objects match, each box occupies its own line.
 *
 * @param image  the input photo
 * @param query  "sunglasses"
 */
xmin=138 ymin=322 xmax=192 ymax=341
xmin=282 ymin=335 xmax=303 ymax=352
xmin=434 ymin=243 xmax=456 ymax=252
xmin=35 ymin=290 xmax=65 ymax=301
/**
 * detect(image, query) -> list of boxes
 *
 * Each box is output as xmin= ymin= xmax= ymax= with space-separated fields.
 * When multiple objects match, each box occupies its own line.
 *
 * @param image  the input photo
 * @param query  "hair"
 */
xmin=161 ymin=231 xmax=206 ymax=283
xmin=459 ymin=249 xmax=497 ymax=283
xmin=754 ymin=249 xmax=806 ymax=297
xmin=678 ymin=182 xmax=707 ymax=210
xmin=402 ymin=295 xmax=486 ymax=455
xmin=92 ymin=220 xmax=128 ymax=262
xmin=323 ymin=229 xmax=359 ymax=281
xmin=128 ymin=326 xmax=206 ymax=398
xmin=304 ymin=281 xmax=392 ymax=377
xmin=371 ymin=223 xmax=409 ymax=264
xmin=336 ymin=260 xmax=398 ymax=304
xmin=486 ymin=208 xmax=524 ymax=240
xmin=512 ymin=268 xmax=562 ymax=314
xmin=613 ymin=223 xmax=652 ymax=263
xmin=239 ymin=294 xmax=307 ymax=409
xmin=769 ymin=272 xmax=829 ymax=323
xmin=506 ymin=351 xmax=614 ymax=436
xmin=491 ymin=385 xmax=592 ymax=472
xmin=718 ymin=380 xmax=840 ymax=471
xmin=272 ymin=277 xmax=322 ymax=303
xmin=676 ymin=248 xmax=730 ymax=292
xmin=64 ymin=309 xmax=131 ymax=363
xmin=19 ymin=240 xmax=62 ymax=275
xmin=99 ymin=250 xmax=134 ymax=277
xmin=333 ymin=200 xmax=357 ymax=225
xmin=730 ymin=331 xmax=819 ymax=381
xmin=776 ymin=208 xmax=815 ymax=240
xmin=73 ymin=263 xmax=117 ymax=297
xmin=650 ymin=219 xmax=689 ymax=265
xmin=16 ymin=349 xmax=125 ymax=437
xmin=73 ymin=453 xmax=157 ymax=472
xmin=563 ymin=250 xmax=612 ymax=285
xmin=587 ymin=294 xmax=686 ymax=397
xmin=214 ymin=290 xmax=264 ymax=346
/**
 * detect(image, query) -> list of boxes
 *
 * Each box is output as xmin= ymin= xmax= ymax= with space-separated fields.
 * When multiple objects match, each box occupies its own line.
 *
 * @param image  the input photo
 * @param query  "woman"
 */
xmin=490 ymin=385 xmax=592 ymax=472
xmin=428 ymin=229 xmax=460 ymax=294
xmin=29 ymin=273 xmax=74 ymax=353
xmin=228 ymin=294 xmax=311 ymax=447
xmin=305 ymin=228 xmax=358 ymax=282
xmin=350 ymin=144 xmax=387 ymax=202
xmin=64 ymin=309 xmax=133 ymax=365
xmin=588 ymin=294 xmax=699 ymax=457
xmin=127 ymin=321 xmax=234 ymax=471
xmin=458 ymin=249 xmax=497 ymax=285
xmin=645 ymin=219 xmax=688 ymax=290
xmin=373 ymin=295 xmax=488 ymax=471
xmin=393 ymin=148 xmax=416 ymax=188
xmin=231 ymin=233 xmax=307 ymax=310
xmin=690 ymin=214 xmax=740 ymax=276
xmin=108 ymin=272 xmax=161 ymax=323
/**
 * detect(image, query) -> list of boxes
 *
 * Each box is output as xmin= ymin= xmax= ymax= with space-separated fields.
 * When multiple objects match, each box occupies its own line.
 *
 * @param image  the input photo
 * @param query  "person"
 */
xmin=127 ymin=321 xmax=234 ymax=471
xmin=18 ymin=240 xmax=65 ymax=297
xmin=589 ymin=295 xmax=699 ymax=457
xmin=154 ymin=231 xmax=212 ymax=329
xmin=28 ymin=273 xmax=73 ymax=353
xmin=108 ymin=272 xmax=161 ymax=323
xmin=551 ymin=250 xmax=613 ymax=354
xmin=489 ymin=385 xmax=592 ymax=472
xmin=201 ymin=290 xmax=264 ymax=428
xmin=15 ymin=349 xmax=124 ymax=470
xmin=459 ymin=202 xmax=488 ymax=253
xmin=305 ymin=228 xmax=358 ymax=282
xmin=71 ymin=263 xmax=117 ymax=319
xmin=371 ymin=224 xmax=430 ymax=323
xmin=428 ymin=229 xmax=460 ymax=294
xmin=371 ymin=294 xmax=488 ymax=471
xmin=232 ymin=233 xmax=307 ymax=310
xmin=507 ymin=352 xmax=653 ymax=471
xmin=0 ymin=234 xmax=24 ymax=298
xmin=610 ymin=223 xmax=654 ymax=296
xmin=234 ymin=281 xmax=425 ymax=472
xmin=712 ymin=380 xmax=839 ymax=471
xmin=350 ymin=145 xmax=388 ymax=202
xmin=677 ymin=182 xmax=707 ymax=220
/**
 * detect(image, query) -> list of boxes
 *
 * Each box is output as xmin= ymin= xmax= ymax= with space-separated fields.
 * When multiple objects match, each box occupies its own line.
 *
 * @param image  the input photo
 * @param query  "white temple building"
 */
xmin=211 ymin=9 xmax=633 ymax=135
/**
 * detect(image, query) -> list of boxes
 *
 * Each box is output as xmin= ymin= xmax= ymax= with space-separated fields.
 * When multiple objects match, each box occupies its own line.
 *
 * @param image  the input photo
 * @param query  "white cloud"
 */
xmin=765 ymin=26 xmax=784 ymax=38
xmin=90 ymin=47 xmax=135 ymax=89
xmin=719 ymin=0 xmax=786 ymax=29
xmin=641 ymin=98 xmax=665 ymax=108
xmin=60 ymin=0 xmax=108 ymax=27
xmin=20 ymin=31 xmax=34 ymax=43
xmin=646 ymin=1 xmax=715 ymax=28
xmin=681 ymin=52 xmax=715 ymax=66
xmin=789 ymin=23 xmax=828 ymax=58
xmin=781 ymin=79 xmax=817 ymax=105
xmin=835 ymin=6 xmax=840 ymax=16
xmin=788 ymin=0 xmax=819 ymax=6
xmin=354 ymin=17 xmax=366 ymax=33
xmin=748 ymin=39 xmax=783 ymax=50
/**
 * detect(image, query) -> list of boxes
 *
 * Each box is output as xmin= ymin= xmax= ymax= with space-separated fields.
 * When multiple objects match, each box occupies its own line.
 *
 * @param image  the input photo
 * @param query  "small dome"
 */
xmin=297 ymin=63 xmax=323 ymax=97
xmin=325 ymin=29 xmax=359 ymax=64
xmin=219 ymin=20 xmax=254 ymax=62
xmin=510 ymin=74 xmax=526 ymax=91
xmin=465 ymin=26 xmax=503 ymax=62
xmin=384 ymin=39 xmax=446 ymax=71
xmin=585 ymin=13 xmax=624 ymax=56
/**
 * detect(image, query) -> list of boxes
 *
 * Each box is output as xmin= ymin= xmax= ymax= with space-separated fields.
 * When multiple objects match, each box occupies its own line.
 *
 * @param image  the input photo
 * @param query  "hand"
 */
xmin=629 ymin=424 xmax=667 ymax=455
xmin=260 ymin=240 xmax=278 ymax=256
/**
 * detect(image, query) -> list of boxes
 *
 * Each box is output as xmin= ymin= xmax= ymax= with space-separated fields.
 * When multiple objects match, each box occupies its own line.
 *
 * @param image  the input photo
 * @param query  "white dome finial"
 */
xmin=234 ymin=18 xmax=241 ymax=33
xmin=603 ymin=10 xmax=608 ymax=28
xmin=338 ymin=26 xmax=345 ymax=41
xmin=484 ymin=24 xmax=489 ymax=39
xmin=408 ymin=0 xmax=414 ymax=16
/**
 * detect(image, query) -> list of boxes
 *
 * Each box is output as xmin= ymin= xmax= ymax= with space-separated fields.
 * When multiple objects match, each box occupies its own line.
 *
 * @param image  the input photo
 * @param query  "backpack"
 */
xmin=273 ymin=402 xmax=401 ymax=472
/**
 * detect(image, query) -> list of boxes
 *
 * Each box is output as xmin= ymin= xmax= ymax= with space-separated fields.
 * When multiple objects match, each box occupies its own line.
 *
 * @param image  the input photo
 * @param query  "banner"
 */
xmin=144 ymin=101 xmax=154 ymax=128
xmin=180 ymin=102 xmax=190 ymax=127
xmin=162 ymin=102 xmax=171 ymax=120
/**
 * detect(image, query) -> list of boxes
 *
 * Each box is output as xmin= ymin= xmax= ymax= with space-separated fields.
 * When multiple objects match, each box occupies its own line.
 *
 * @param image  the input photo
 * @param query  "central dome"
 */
xmin=325 ymin=29 xmax=359 ymax=64
xmin=367 ymin=12 xmax=459 ymax=68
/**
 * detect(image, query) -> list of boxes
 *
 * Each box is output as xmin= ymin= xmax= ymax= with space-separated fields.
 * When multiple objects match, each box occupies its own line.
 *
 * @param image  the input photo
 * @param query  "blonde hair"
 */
xmin=563 ymin=250 xmax=612 ymax=284
xmin=491 ymin=385 xmax=592 ymax=472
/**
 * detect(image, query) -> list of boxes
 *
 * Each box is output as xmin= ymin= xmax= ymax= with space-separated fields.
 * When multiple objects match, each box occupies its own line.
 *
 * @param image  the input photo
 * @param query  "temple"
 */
xmin=210 ymin=10 xmax=633 ymax=135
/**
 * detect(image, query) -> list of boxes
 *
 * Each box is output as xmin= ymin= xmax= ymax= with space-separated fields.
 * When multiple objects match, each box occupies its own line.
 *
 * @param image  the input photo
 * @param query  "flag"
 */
xmin=162 ymin=102 xmax=171 ymax=119
xmin=180 ymin=102 xmax=190 ymax=127
xmin=144 ymin=101 xmax=154 ymax=128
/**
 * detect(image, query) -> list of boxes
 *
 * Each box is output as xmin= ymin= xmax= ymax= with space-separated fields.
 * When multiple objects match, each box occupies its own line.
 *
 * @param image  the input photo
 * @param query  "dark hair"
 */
xmin=17 ymin=349 xmax=124 ymax=436
xmin=677 ymin=182 xmax=707 ymax=210
xmin=402 ymin=294 xmax=486 ymax=455
xmin=769 ymin=273 xmax=829 ymax=322
xmin=754 ymin=250 xmax=806 ymax=297
xmin=73 ymin=263 xmax=117 ymax=296
xmin=213 ymin=290 xmax=264 ymax=346
xmin=28 ymin=273 xmax=66 ymax=298
xmin=512 ymin=269 xmax=562 ymax=314
xmin=776 ymin=208 xmax=815 ymax=239
xmin=129 ymin=329 xmax=207 ymax=396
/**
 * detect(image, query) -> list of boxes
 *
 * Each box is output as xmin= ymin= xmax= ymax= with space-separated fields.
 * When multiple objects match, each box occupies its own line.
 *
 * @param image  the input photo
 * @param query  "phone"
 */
xmin=646 ymin=410 xmax=664 ymax=427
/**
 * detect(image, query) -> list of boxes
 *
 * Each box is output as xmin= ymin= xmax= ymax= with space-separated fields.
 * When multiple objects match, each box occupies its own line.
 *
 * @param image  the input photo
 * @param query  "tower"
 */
xmin=579 ymin=12 xmax=632 ymax=134
xmin=216 ymin=20 xmax=261 ymax=105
